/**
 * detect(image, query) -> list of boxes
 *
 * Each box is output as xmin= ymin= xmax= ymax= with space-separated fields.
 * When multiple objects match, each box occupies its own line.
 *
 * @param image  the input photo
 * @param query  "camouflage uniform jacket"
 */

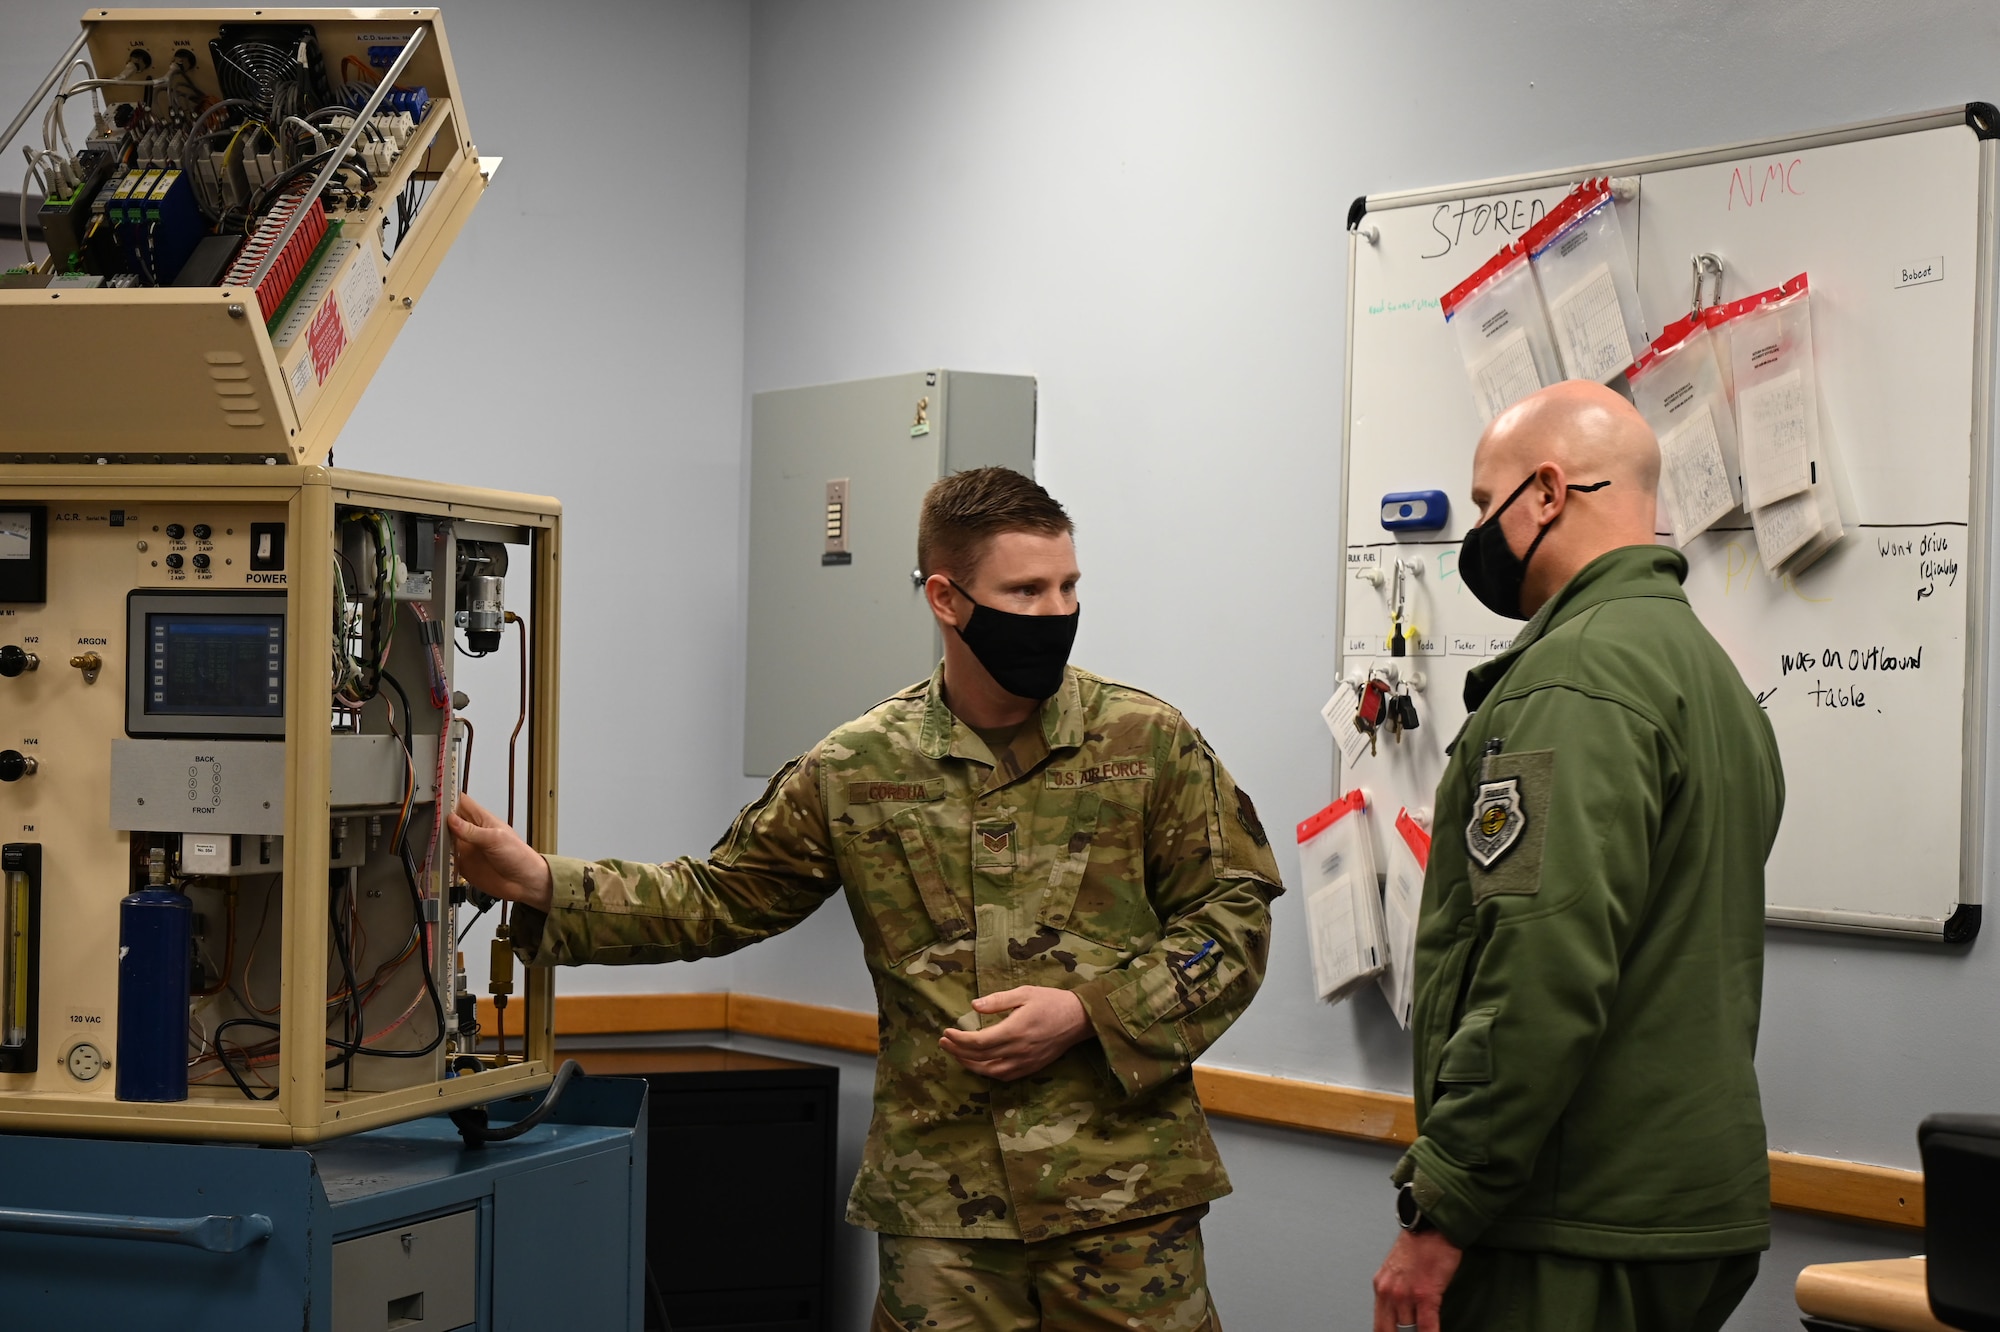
xmin=512 ymin=664 xmax=1284 ymax=1241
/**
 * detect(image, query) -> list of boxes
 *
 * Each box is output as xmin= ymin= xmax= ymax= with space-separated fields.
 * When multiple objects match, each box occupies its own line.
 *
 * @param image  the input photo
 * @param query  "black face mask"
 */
xmin=1457 ymin=474 xmax=1611 ymax=619
xmin=948 ymin=580 xmax=1079 ymax=700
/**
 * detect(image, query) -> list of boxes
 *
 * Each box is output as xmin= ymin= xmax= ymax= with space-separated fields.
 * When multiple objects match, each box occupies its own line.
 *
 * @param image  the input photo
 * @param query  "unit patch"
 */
xmin=1464 ymin=749 xmax=1554 ymax=901
xmin=1466 ymin=777 xmax=1527 ymax=868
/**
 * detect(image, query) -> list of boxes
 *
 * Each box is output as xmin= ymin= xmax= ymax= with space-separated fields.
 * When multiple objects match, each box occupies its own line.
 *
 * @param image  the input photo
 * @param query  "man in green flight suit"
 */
xmin=450 ymin=467 xmax=1284 ymax=1331
xmin=1371 ymin=382 xmax=1785 ymax=1332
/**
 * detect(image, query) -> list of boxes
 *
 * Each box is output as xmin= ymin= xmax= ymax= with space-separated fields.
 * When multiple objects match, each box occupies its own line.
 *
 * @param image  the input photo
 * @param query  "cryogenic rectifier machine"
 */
xmin=0 ymin=9 xmax=560 ymax=1145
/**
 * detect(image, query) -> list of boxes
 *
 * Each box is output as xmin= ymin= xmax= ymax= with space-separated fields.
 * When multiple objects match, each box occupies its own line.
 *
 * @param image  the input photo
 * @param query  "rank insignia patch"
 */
xmin=1466 ymin=777 xmax=1527 ymax=868
xmin=974 ymin=822 xmax=1017 ymax=867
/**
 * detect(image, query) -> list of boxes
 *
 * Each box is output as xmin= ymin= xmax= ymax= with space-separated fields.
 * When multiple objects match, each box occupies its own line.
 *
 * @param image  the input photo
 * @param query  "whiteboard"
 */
xmin=1339 ymin=106 xmax=1999 ymax=940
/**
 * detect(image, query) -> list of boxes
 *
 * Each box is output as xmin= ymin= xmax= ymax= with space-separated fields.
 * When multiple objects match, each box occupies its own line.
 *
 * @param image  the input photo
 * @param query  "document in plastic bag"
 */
xmin=1657 ymin=405 xmax=1737 ymax=543
xmin=1776 ymin=393 xmax=1854 ymax=576
xmin=1442 ymin=244 xmax=1561 ymax=424
xmin=1736 ymin=366 xmax=1814 ymax=508
xmin=1705 ymin=273 xmax=1846 ymax=570
xmin=1627 ymin=313 xmax=1742 ymax=547
xmin=1296 ymin=791 xmax=1387 ymax=1005
xmin=1470 ymin=327 xmax=1544 ymax=422
xmin=1521 ymin=178 xmax=1649 ymax=385
xmin=1751 ymin=488 xmax=1822 ymax=569
xmin=1548 ymin=264 xmax=1634 ymax=383
xmin=1378 ymin=808 xmax=1430 ymax=1030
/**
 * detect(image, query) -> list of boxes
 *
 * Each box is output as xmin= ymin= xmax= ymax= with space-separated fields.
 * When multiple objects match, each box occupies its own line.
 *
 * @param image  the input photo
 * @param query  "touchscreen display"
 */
xmin=146 ymin=614 xmax=284 ymax=717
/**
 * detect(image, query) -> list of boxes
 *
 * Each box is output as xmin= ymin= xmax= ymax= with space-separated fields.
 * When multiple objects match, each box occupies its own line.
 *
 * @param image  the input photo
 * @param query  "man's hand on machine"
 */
xmin=938 ymin=986 xmax=1092 ymax=1081
xmin=447 ymin=793 xmax=555 ymax=913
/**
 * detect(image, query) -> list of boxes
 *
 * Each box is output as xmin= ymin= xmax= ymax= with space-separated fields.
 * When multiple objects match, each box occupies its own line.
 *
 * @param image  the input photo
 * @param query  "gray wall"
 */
xmin=4 ymin=1 xmax=1991 ymax=1327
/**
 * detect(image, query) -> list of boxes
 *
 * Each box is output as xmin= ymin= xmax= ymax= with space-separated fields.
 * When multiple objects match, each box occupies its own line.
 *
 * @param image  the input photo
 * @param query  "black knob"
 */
xmin=0 ymin=751 xmax=35 ymax=782
xmin=165 ymin=553 xmax=183 ymax=570
xmin=0 ymin=646 xmax=34 ymax=677
xmin=165 ymin=523 xmax=184 ymax=540
xmin=192 ymin=524 xmax=211 ymax=540
xmin=191 ymin=553 xmax=210 ymax=571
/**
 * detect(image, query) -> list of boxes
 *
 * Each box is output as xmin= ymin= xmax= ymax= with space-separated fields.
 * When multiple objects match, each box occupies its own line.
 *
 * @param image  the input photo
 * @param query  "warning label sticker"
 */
xmin=307 ymin=297 xmax=347 ymax=386
xmin=338 ymin=244 xmax=380 ymax=329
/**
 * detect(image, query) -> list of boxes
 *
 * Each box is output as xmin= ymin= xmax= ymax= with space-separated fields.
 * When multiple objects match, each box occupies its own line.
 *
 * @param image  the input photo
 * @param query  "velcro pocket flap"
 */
xmin=1037 ymin=789 xmax=1101 ymax=931
xmin=895 ymin=818 xmax=971 ymax=942
xmin=1437 ymin=1007 xmax=1498 ymax=1084
xmin=712 ymin=756 xmax=802 ymax=863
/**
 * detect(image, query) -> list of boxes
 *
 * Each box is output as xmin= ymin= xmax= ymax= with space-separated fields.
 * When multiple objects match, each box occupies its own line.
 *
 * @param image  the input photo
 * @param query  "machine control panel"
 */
xmin=125 ymin=593 xmax=286 ymax=738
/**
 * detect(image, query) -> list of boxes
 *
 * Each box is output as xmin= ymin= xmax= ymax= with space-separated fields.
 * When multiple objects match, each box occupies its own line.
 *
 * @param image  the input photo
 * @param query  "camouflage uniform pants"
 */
xmin=871 ymin=1204 xmax=1219 ymax=1332
xmin=1440 ymin=1248 xmax=1760 ymax=1332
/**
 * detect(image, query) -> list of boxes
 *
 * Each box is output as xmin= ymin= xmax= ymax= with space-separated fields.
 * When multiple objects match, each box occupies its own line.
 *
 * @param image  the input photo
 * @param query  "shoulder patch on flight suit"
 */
xmin=1466 ymin=779 xmax=1526 ymax=867
xmin=1467 ymin=749 xmax=1553 ymax=901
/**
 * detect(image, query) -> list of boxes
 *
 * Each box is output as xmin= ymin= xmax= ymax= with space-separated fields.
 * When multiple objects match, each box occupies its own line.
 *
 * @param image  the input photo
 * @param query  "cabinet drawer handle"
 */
xmin=0 ymin=1205 xmax=275 ymax=1253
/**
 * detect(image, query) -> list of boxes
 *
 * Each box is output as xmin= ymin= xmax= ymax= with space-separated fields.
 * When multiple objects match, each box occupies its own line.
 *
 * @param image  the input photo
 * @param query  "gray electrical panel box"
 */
xmin=744 ymin=370 xmax=1037 ymax=776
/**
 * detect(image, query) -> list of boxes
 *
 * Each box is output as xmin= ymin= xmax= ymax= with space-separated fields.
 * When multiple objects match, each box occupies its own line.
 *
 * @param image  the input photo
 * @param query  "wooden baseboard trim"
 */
xmin=1770 ymin=1152 xmax=1924 ymax=1230
xmin=476 ymin=990 xmax=727 ymax=1038
xmin=500 ymin=989 xmax=1922 ymax=1230
xmin=1192 ymin=1065 xmax=1418 ymax=1145
xmin=727 ymin=992 xmax=878 ymax=1054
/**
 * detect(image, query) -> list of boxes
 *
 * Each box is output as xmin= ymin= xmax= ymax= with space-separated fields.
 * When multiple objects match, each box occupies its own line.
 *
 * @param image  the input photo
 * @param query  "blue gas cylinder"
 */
xmin=116 ymin=850 xmax=191 ymax=1103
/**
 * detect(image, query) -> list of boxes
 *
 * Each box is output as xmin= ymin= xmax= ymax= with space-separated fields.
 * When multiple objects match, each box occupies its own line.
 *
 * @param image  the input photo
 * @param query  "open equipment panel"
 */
xmin=0 ymin=11 xmax=560 ymax=1146
xmin=0 ymin=7 xmax=494 ymax=464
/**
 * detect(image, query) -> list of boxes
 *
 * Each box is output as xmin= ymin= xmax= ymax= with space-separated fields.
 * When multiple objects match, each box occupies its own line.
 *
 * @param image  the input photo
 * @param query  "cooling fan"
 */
xmin=208 ymin=24 xmax=334 ymax=115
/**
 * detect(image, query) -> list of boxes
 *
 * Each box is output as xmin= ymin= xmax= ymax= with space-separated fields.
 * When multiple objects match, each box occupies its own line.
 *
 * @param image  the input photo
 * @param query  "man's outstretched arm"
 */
xmin=448 ymin=754 xmax=842 ymax=966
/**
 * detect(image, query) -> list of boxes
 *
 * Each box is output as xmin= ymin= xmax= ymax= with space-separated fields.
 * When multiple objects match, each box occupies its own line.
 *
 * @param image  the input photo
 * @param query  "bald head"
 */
xmin=1477 ymin=380 xmax=1660 ymax=502
xmin=1466 ymin=381 xmax=1663 ymax=617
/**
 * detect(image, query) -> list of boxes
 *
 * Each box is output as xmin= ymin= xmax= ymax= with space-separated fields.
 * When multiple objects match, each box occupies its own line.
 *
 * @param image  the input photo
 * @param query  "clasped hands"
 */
xmin=938 ymin=986 xmax=1092 ymax=1081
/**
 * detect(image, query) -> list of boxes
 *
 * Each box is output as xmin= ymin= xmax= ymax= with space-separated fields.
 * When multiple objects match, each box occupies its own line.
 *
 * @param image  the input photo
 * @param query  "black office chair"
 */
xmin=1920 ymin=1114 xmax=2000 ymax=1332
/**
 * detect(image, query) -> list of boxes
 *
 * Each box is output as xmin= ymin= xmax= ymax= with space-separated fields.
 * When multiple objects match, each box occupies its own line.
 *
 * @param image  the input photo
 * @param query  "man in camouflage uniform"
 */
xmin=451 ymin=467 xmax=1284 ymax=1330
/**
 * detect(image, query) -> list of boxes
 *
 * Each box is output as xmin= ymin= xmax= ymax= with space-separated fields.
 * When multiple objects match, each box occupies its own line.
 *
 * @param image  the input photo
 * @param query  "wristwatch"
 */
xmin=1396 ymin=1183 xmax=1434 ymax=1234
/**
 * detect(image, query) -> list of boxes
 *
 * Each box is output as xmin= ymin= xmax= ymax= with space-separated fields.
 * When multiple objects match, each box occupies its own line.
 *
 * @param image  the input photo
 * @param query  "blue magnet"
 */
xmin=1380 ymin=490 xmax=1450 ymax=532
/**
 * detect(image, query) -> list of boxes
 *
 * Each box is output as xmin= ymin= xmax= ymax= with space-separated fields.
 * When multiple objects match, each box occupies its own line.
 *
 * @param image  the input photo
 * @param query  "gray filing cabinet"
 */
xmin=744 ymin=370 xmax=1036 ymax=776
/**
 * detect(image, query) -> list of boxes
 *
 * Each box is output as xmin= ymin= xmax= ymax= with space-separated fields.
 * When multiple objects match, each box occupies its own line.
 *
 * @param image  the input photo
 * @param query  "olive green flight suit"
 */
xmin=1396 ymin=547 xmax=1784 ymax=1332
